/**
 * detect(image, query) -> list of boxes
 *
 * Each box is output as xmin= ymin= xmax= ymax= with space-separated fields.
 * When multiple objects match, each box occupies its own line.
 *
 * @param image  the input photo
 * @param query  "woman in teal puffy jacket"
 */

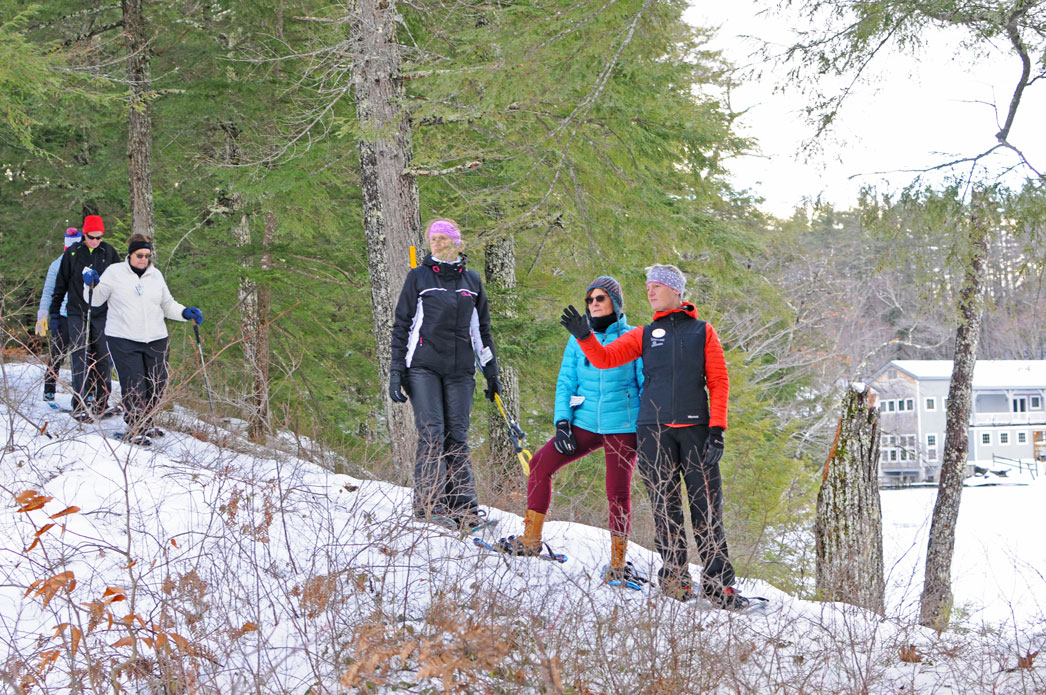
xmin=496 ymin=277 xmax=645 ymax=586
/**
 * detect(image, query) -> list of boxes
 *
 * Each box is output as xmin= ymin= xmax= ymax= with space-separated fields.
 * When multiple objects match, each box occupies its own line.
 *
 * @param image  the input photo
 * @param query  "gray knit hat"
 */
xmin=645 ymin=264 xmax=686 ymax=296
xmin=586 ymin=276 xmax=623 ymax=314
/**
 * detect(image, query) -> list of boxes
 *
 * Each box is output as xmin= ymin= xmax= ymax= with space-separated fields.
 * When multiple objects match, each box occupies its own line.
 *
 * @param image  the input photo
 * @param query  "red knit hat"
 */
xmin=83 ymin=215 xmax=105 ymax=235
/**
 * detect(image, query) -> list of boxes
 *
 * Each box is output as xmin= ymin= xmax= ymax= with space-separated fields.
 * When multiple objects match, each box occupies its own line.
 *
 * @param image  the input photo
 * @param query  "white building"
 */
xmin=869 ymin=360 xmax=1046 ymax=484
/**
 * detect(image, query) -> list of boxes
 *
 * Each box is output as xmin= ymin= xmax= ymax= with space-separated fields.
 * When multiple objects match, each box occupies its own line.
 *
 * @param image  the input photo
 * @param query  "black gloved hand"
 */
xmin=389 ymin=370 xmax=409 ymax=403
xmin=703 ymin=426 xmax=724 ymax=467
xmin=559 ymin=304 xmax=591 ymax=341
xmin=482 ymin=361 xmax=500 ymax=402
xmin=553 ymin=420 xmax=577 ymax=455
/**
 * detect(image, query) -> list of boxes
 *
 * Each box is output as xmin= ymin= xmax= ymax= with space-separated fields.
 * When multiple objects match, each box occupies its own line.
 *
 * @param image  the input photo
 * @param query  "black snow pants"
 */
xmin=67 ymin=312 xmax=112 ymax=414
xmin=106 ymin=335 xmax=169 ymax=429
xmin=636 ymin=423 xmax=735 ymax=593
xmin=407 ymin=366 xmax=479 ymax=517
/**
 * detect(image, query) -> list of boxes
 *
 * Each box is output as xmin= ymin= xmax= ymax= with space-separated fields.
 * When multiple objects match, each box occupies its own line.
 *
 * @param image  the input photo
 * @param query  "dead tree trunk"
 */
xmin=919 ymin=188 xmax=991 ymax=630
xmin=815 ymin=383 xmax=885 ymax=614
xmin=122 ymin=0 xmax=154 ymax=238
xmin=349 ymin=0 xmax=422 ymax=480
xmin=484 ymin=235 xmax=521 ymax=472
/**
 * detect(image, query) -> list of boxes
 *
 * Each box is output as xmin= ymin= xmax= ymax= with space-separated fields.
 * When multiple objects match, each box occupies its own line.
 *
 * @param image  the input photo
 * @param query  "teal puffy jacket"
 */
xmin=553 ymin=315 xmax=643 ymax=434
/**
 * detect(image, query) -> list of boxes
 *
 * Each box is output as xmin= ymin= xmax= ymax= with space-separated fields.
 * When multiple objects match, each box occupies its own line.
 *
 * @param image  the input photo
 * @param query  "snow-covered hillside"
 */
xmin=1 ymin=361 xmax=1043 ymax=694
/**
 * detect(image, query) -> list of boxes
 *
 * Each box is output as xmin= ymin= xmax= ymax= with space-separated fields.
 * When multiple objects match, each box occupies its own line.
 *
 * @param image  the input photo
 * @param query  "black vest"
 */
xmin=638 ymin=313 xmax=710 ymax=426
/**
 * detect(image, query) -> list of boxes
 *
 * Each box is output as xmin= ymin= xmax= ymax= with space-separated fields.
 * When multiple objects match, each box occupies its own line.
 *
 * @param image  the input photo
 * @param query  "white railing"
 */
xmin=971 ymin=411 xmax=1046 ymax=426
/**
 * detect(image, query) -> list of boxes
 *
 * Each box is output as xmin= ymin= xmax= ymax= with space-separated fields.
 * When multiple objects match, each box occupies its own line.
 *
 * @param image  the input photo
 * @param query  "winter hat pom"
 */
xmin=645 ymin=264 xmax=686 ymax=296
xmin=586 ymin=276 xmax=624 ymax=314
xmin=426 ymin=219 xmax=462 ymax=244
xmin=83 ymin=215 xmax=105 ymax=235
xmin=64 ymin=227 xmax=82 ymax=248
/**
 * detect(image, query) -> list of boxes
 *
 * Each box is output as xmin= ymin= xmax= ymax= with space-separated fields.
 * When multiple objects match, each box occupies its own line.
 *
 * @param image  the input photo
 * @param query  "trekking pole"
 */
xmin=80 ymin=284 xmax=94 ymax=413
xmin=493 ymin=391 xmax=532 ymax=476
xmin=192 ymin=323 xmax=216 ymax=418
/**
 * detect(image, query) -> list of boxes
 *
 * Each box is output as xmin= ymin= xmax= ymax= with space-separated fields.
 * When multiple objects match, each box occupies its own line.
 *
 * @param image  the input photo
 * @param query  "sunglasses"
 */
xmin=131 ymin=252 xmax=152 ymax=260
xmin=85 ymin=233 xmax=104 ymax=241
xmin=585 ymin=294 xmax=609 ymax=305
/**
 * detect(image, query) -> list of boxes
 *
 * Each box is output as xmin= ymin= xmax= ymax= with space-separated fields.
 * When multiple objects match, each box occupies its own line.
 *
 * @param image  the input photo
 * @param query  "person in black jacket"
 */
xmin=50 ymin=214 xmax=120 ymax=420
xmin=389 ymin=219 xmax=500 ymax=530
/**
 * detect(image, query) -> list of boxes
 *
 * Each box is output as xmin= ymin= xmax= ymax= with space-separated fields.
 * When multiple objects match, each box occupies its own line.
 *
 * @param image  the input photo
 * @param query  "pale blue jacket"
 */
xmin=39 ymin=256 xmax=68 ymax=317
xmin=553 ymin=315 xmax=643 ymax=435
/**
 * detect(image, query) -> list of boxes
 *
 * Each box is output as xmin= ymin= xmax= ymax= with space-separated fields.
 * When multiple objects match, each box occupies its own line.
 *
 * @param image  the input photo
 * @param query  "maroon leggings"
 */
xmin=526 ymin=426 xmax=638 ymax=537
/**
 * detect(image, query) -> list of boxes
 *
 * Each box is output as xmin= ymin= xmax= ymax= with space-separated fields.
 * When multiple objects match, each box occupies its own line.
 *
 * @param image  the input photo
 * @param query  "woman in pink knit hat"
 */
xmin=389 ymin=218 xmax=500 ymax=532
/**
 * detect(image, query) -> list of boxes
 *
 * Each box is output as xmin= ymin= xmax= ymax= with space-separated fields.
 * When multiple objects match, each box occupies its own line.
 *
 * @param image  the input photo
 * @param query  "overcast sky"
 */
xmin=684 ymin=2 xmax=1046 ymax=217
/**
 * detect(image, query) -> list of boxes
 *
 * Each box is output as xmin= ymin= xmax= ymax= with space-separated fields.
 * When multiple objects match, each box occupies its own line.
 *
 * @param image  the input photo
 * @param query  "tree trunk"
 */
xmin=484 ymin=235 xmax=522 ymax=472
xmin=919 ymin=189 xmax=991 ymax=630
xmin=815 ymin=383 xmax=885 ymax=614
xmin=247 ymin=210 xmax=274 ymax=442
xmin=481 ymin=234 xmax=523 ymax=473
xmin=349 ymin=0 xmax=421 ymax=481
xmin=122 ymin=0 xmax=154 ymax=239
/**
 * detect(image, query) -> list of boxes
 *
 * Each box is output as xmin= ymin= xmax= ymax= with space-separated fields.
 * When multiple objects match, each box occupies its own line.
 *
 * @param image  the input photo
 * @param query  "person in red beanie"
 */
xmin=50 ymin=214 xmax=120 ymax=420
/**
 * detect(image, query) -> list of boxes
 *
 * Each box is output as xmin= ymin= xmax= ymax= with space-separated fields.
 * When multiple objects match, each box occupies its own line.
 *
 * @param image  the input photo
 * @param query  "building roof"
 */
xmin=882 ymin=360 xmax=1046 ymax=389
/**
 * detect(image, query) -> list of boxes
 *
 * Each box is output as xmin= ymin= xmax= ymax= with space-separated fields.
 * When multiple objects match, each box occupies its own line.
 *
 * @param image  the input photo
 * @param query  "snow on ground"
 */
xmin=1 ymin=360 xmax=1043 ymax=693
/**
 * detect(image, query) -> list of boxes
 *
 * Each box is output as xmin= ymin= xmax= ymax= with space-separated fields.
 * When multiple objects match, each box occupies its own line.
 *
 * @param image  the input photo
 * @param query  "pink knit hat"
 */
xmin=426 ymin=219 xmax=462 ymax=244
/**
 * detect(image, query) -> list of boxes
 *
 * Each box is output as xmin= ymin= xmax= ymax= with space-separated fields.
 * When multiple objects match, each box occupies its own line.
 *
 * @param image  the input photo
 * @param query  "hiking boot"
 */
xmin=659 ymin=570 xmax=695 ymax=602
xmin=42 ymin=392 xmax=55 ymax=402
xmin=704 ymin=585 xmax=750 ymax=611
xmin=145 ymin=427 xmax=166 ymax=438
xmin=72 ymin=411 xmax=94 ymax=423
xmin=494 ymin=535 xmax=543 ymax=556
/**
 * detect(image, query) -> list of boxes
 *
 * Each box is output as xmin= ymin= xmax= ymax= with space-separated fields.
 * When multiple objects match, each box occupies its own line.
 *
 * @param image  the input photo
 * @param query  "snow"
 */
xmin=885 ymin=359 xmax=1046 ymax=388
xmin=1 ymin=361 xmax=1043 ymax=693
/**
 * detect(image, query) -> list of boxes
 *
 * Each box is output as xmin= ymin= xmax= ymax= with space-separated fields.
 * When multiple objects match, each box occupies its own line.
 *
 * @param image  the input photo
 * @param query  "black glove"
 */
xmin=559 ymin=304 xmax=591 ymax=341
xmin=703 ymin=426 xmax=724 ymax=467
xmin=389 ymin=370 xmax=409 ymax=403
xmin=482 ymin=362 xmax=500 ymax=402
xmin=553 ymin=420 xmax=577 ymax=455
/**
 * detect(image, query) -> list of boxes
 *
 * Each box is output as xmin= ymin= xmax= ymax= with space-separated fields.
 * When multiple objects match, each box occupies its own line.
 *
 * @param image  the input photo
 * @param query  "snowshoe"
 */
xmin=473 ymin=536 xmax=567 ymax=563
xmin=702 ymin=586 xmax=771 ymax=612
xmin=145 ymin=427 xmax=166 ymax=438
xmin=601 ymin=562 xmax=649 ymax=591
xmin=493 ymin=535 xmax=543 ymax=557
xmin=112 ymin=432 xmax=152 ymax=447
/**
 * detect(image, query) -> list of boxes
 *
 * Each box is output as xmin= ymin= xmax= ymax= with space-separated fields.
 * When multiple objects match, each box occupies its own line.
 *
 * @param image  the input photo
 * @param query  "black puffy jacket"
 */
xmin=390 ymin=254 xmax=497 ymax=377
xmin=50 ymin=241 xmax=120 ymax=318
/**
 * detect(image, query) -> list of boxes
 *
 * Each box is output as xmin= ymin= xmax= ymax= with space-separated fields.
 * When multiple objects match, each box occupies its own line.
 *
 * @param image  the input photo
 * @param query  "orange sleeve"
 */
xmin=704 ymin=324 xmax=729 ymax=430
xmin=576 ymin=326 xmax=644 ymax=368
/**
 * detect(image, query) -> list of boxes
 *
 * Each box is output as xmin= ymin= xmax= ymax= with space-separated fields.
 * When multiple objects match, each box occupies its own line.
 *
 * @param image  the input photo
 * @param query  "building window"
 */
xmin=1013 ymin=397 xmax=1027 ymax=413
xmin=1000 ymin=432 xmax=1010 ymax=445
xmin=1033 ymin=396 xmax=1042 ymax=409
xmin=888 ymin=369 xmax=897 ymax=379
xmin=906 ymin=399 xmax=914 ymax=411
xmin=926 ymin=398 xmax=936 ymax=410
xmin=890 ymin=450 xmax=897 ymax=461
xmin=927 ymin=434 xmax=937 ymax=448
xmin=900 ymin=448 xmax=908 ymax=461
xmin=1018 ymin=432 xmax=1027 ymax=444
xmin=981 ymin=432 xmax=991 ymax=445
xmin=928 ymin=449 xmax=938 ymax=461
xmin=887 ymin=400 xmax=895 ymax=412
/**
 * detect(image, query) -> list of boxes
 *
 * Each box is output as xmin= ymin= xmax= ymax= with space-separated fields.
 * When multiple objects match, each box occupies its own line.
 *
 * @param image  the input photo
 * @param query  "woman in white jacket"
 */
xmin=83 ymin=234 xmax=203 ymax=445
